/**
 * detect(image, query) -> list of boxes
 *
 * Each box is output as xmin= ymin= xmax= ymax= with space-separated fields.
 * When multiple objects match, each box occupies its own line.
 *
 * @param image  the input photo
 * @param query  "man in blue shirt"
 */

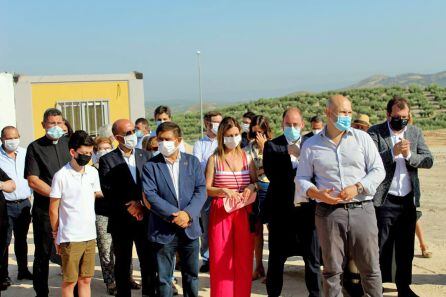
xmin=0 ymin=126 xmax=33 ymax=286
xmin=296 ymin=95 xmax=386 ymax=297
xmin=192 ymin=111 xmax=222 ymax=273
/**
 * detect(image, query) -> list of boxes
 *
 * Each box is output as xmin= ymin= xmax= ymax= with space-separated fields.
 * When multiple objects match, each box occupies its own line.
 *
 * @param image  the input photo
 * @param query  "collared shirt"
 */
xmin=164 ymin=153 xmax=181 ymax=201
xmin=50 ymin=163 xmax=101 ymax=244
xmin=0 ymin=146 xmax=32 ymax=201
xmin=387 ymin=122 xmax=412 ymax=196
xmin=296 ymin=128 xmax=385 ymax=203
xmin=24 ymin=135 xmax=71 ymax=209
xmin=192 ymin=135 xmax=218 ymax=174
xmin=286 ymin=137 xmax=301 ymax=169
xmin=119 ymin=147 xmax=137 ymax=183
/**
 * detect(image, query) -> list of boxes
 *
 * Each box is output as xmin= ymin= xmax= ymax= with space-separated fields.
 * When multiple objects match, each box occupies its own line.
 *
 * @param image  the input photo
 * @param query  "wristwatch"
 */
xmin=355 ymin=182 xmax=364 ymax=194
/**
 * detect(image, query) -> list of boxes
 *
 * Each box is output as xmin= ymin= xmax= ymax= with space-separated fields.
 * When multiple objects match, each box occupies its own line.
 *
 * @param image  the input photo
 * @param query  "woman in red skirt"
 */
xmin=205 ymin=116 xmax=257 ymax=297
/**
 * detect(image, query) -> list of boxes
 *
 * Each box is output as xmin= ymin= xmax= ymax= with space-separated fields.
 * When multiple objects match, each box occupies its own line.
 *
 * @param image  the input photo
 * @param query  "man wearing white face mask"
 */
xmin=192 ymin=111 xmax=222 ymax=273
xmin=24 ymin=108 xmax=72 ymax=297
xmin=99 ymin=119 xmax=157 ymax=297
xmin=0 ymin=126 xmax=33 ymax=286
xmin=303 ymin=115 xmax=324 ymax=142
xmin=141 ymin=122 xmax=206 ymax=297
xmin=241 ymin=111 xmax=256 ymax=148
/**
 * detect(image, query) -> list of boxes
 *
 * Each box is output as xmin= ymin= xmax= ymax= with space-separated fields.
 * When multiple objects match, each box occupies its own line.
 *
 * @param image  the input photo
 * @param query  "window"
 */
xmin=56 ymin=100 xmax=110 ymax=136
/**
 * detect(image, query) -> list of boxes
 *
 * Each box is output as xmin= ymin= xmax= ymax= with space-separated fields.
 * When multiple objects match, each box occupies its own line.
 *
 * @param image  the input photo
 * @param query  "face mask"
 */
xmin=156 ymin=120 xmax=166 ymax=127
xmin=135 ymin=130 xmax=144 ymax=138
xmin=211 ymin=122 xmax=220 ymax=135
xmin=152 ymin=150 xmax=160 ymax=157
xmin=96 ymin=149 xmax=111 ymax=159
xmin=3 ymin=139 xmax=20 ymax=152
xmin=46 ymin=126 xmax=65 ymax=140
xmin=159 ymin=140 xmax=178 ymax=157
xmin=123 ymin=134 xmax=138 ymax=150
xmin=334 ymin=115 xmax=352 ymax=131
xmin=241 ymin=123 xmax=250 ymax=133
xmin=224 ymin=135 xmax=242 ymax=149
xmin=75 ymin=153 xmax=91 ymax=166
xmin=284 ymin=126 xmax=301 ymax=142
xmin=312 ymin=129 xmax=322 ymax=135
xmin=389 ymin=117 xmax=408 ymax=131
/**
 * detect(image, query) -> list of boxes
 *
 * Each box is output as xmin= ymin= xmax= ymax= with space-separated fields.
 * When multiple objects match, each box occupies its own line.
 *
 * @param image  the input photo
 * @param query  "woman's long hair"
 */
xmin=216 ymin=116 xmax=242 ymax=161
xmin=249 ymin=115 xmax=273 ymax=140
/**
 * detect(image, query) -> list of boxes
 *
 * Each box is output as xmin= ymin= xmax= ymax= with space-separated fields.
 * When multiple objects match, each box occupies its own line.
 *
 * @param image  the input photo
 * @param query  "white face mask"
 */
xmin=312 ymin=129 xmax=322 ymax=135
xmin=241 ymin=123 xmax=250 ymax=133
xmin=3 ymin=139 xmax=20 ymax=152
xmin=123 ymin=134 xmax=138 ymax=150
xmin=224 ymin=135 xmax=242 ymax=149
xmin=96 ymin=149 xmax=112 ymax=159
xmin=159 ymin=140 xmax=178 ymax=157
xmin=211 ymin=122 xmax=220 ymax=135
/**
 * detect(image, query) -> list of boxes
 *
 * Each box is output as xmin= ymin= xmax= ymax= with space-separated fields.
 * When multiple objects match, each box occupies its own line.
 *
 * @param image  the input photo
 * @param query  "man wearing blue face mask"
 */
xmin=24 ymin=108 xmax=71 ymax=297
xmin=263 ymin=107 xmax=322 ymax=297
xmin=297 ymin=95 xmax=386 ymax=297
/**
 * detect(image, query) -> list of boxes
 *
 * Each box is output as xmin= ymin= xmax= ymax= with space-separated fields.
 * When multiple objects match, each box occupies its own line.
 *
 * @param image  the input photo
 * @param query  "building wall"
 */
xmin=31 ymin=81 xmax=130 ymax=138
xmin=0 ymin=73 xmax=16 ymax=129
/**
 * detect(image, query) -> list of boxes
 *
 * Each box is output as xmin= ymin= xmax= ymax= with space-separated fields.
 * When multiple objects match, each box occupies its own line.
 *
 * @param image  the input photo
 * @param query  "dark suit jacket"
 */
xmin=142 ymin=152 xmax=207 ymax=244
xmin=263 ymin=135 xmax=296 ymax=223
xmin=98 ymin=148 xmax=152 ymax=232
xmin=368 ymin=122 xmax=434 ymax=207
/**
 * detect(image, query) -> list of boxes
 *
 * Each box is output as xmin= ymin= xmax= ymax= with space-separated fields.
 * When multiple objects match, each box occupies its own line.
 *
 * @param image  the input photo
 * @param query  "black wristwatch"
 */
xmin=355 ymin=182 xmax=364 ymax=194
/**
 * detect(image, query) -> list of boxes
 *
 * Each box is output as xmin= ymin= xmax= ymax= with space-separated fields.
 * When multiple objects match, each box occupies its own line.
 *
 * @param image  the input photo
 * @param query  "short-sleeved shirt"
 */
xmin=0 ymin=168 xmax=12 ymax=202
xmin=24 ymin=135 xmax=71 ymax=210
xmin=50 ymin=163 xmax=101 ymax=244
xmin=0 ymin=146 xmax=33 ymax=201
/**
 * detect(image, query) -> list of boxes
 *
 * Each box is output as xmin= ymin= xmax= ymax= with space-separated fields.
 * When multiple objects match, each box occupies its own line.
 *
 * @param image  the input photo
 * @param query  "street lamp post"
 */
xmin=197 ymin=50 xmax=204 ymax=138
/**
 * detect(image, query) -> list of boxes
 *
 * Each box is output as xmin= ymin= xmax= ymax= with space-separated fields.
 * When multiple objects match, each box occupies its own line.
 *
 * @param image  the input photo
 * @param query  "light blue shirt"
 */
xmin=193 ymin=135 xmax=218 ymax=174
xmin=296 ymin=128 xmax=385 ymax=203
xmin=0 ymin=146 xmax=33 ymax=201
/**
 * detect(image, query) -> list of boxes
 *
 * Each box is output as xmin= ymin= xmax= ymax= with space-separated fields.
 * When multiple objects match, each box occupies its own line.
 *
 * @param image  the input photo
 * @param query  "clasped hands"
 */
xmin=222 ymin=184 xmax=255 ymax=203
xmin=393 ymin=139 xmax=411 ymax=158
xmin=309 ymin=184 xmax=359 ymax=205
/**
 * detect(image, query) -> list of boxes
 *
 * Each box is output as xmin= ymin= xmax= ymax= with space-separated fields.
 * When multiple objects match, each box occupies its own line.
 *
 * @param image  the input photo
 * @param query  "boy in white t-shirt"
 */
xmin=49 ymin=130 xmax=103 ymax=297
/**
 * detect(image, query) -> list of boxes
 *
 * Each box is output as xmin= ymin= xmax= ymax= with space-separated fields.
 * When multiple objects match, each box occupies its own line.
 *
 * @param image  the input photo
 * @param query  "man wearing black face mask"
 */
xmin=368 ymin=96 xmax=433 ymax=297
xmin=49 ymin=130 xmax=103 ymax=297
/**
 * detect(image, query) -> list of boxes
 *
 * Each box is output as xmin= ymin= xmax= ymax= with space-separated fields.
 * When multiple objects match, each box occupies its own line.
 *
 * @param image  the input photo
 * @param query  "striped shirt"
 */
xmin=213 ymin=152 xmax=251 ymax=198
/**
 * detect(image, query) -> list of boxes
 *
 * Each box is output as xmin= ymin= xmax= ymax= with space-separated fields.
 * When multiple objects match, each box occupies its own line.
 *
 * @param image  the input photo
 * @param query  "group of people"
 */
xmin=0 ymin=94 xmax=433 ymax=297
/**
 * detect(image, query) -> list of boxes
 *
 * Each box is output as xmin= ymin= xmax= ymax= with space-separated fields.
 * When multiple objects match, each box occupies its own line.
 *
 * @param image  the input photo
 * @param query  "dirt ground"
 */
xmin=2 ymin=131 xmax=446 ymax=297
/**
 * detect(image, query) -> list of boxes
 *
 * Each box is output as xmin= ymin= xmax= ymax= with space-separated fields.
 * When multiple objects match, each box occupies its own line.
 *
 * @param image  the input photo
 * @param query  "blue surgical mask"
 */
xmin=284 ymin=126 xmax=301 ymax=142
xmin=135 ymin=130 xmax=144 ymax=138
xmin=335 ymin=115 xmax=352 ymax=131
xmin=46 ymin=126 xmax=65 ymax=140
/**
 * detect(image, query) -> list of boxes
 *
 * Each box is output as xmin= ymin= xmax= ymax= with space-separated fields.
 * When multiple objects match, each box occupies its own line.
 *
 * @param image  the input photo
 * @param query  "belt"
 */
xmin=6 ymin=199 xmax=28 ymax=204
xmin=319 ymin=200 xmax=372 ymax=209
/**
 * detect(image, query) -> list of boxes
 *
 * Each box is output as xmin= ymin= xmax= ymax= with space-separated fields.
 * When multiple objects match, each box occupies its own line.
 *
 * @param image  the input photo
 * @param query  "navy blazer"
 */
xmin=142 ymin=152 xmax=207 ymax=244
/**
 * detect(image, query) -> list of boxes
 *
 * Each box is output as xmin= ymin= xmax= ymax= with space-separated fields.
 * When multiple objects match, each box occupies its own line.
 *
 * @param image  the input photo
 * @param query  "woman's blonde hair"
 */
xmin=94 ymin=136 xmax=113 ymax=152
xmin=216 ymin=116 xmax=242 ymax=161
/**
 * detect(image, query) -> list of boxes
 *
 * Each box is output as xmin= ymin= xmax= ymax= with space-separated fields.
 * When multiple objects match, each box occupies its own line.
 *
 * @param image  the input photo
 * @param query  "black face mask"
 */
xmin=389 ymin=116 xmax=409 ymax=131
xmin=75 ymin=154 xmax=91 ymax=166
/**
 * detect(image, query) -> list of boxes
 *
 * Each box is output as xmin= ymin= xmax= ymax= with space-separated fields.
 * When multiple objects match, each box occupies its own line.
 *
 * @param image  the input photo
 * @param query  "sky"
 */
xmin=1 ymin=1 xmax=446 ymax=106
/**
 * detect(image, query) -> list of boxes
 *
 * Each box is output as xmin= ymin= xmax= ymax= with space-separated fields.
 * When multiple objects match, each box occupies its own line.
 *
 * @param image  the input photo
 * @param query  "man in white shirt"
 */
xmin=192 ymin=111 xmax=222 ymax=272
xmin=0 ymin=126 xmax=33 ymax=284
xmin=368 ymin=97 xmax=433 ymax=297
xmin=49 ymin=130 xmax=103 ymax=297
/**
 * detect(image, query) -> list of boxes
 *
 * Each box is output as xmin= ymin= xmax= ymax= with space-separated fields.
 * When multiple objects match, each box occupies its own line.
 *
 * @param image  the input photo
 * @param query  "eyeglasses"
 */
xmin=118 ymin=129 xmax=136 ymax=137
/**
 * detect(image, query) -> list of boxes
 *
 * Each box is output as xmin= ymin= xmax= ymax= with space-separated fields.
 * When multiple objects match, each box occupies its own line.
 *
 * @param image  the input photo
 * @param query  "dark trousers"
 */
xmin=266 ymin=204 xmax=321 ymax=297
xmin=32 ymin=206 xmax=53 ymax=297
xmin=0 ymin=199 xmax=8 ymax=283
xmin=111 ymin=221 xmax=157 ymax=297
xmin=0 ymin=199 xmax=31 ymax=278
xmin=376 ymin=193 xmax=417 ymax=292
xmin=153 ymin=232 xmax=199 ymax=297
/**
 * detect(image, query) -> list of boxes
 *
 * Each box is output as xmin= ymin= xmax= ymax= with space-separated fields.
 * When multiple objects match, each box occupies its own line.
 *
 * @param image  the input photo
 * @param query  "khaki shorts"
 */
xmin=60 ymin=239 xmax=96 ymax=283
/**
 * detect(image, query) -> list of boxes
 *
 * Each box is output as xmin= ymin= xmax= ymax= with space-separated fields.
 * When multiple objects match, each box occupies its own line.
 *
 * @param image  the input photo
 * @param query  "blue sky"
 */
xmin=1 ymin=1 xmax=446 ymax=105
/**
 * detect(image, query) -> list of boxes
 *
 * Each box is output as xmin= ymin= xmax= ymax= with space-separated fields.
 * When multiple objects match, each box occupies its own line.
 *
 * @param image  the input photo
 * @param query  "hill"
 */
xmin=165 ymin=85 xmax=446 ymax=143
xmin=346 ymin=71 xmax=446 ymax=89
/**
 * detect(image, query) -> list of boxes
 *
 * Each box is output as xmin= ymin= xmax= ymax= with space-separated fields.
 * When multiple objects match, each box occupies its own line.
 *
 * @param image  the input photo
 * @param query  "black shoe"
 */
xmin=106 ymin=282 xmax=117 ymax=296
xmin=199 ymin=261 xmax=210 ymax=273
xmin=1 ymin=277 xmax=11 ymax=288
xmin=17 ymin=270 xmax=33 ymax=281
xmin=398 ymin=287 xmax=419 ymax=297
xmin=129 ymin=279 xmax=142 ymax=290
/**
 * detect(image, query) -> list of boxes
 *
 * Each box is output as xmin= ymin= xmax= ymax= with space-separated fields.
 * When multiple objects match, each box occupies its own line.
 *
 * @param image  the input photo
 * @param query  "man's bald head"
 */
xmin=112 ymin=119 xmax=134 ymax=136
xmin=1 ymin=126 xmax=19 ymax=139
xmin=282 ymin=107 xmax=304 ymax=131
xmin=325 ymin=94 xmax=353 ymax=131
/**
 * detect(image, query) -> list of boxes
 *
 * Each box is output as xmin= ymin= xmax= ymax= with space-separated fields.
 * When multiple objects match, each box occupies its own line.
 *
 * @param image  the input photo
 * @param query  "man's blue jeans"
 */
xmin=153 ymin=232 xmax=199 ymax=297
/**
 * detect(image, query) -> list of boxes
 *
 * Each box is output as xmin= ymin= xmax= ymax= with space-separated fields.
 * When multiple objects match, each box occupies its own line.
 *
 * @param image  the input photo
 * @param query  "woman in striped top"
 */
xmin=205 ymin=117 xmax=257 ymax=297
